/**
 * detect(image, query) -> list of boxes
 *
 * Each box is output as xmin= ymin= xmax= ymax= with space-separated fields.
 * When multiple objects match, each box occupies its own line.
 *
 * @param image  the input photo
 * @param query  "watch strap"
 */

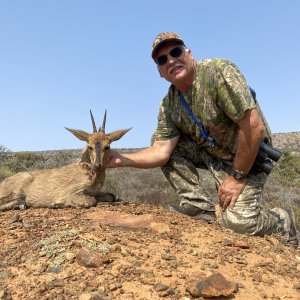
xmin=232 ymin=169 xmax=247 ymax=180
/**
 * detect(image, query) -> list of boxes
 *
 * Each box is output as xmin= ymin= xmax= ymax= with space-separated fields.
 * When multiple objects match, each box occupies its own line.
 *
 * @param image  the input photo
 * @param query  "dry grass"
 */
xmin=1 ymin=133 xmax=300 ymax=224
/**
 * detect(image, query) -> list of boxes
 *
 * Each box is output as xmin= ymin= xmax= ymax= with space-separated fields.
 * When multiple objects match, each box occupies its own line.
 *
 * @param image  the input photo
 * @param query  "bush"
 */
xmin=0 ymin=145 xmax=14 ymax=181
xmin=270 ymin=151 xmax=300 ymax=188
xmin=0 ymin=146 xmax=43 ymax=181
xmin=0 ymin=145 xmax=11 ymax=161
xmin=13 ymin=152 xmax=43 ymax=171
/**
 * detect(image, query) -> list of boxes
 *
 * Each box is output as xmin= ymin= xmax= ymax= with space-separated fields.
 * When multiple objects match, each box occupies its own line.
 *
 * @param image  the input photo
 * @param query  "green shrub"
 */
xmin=0 ymin=165 xmax=15 ymax=181
xmin=0 ymin=145 xmax=11 ymax=161
xmin=0 ymin=146 xmax=43 ymax=181
xmin=271 ymin=151 xmax=300 ymax=187
xmin=14 ymin=152 xmax=42 ymax=170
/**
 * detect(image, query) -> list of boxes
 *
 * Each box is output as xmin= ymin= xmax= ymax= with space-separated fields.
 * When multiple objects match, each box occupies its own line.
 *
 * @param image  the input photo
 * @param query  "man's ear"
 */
xmin=186 ymin=48 xmax=193 ymax=58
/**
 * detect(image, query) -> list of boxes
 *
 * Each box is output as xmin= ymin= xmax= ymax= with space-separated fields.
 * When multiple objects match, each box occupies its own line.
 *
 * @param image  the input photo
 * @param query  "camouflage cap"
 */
xmin=151 ymin=32 xmax=185 ymax=59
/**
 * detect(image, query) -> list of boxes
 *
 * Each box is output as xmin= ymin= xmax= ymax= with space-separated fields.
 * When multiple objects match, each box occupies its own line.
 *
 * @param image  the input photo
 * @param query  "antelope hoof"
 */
xmin=96 ymin=192 xmax=117 ymax=203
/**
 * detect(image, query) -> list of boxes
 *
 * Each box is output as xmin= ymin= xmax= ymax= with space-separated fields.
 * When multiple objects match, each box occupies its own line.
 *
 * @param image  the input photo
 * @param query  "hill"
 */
xmin=272 ymin=132 xmax=300 ymax=156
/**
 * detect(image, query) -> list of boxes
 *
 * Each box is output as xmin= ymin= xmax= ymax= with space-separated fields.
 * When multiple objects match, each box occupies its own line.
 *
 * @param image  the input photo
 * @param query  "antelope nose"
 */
xmin=93 ymin=163 xmax=102 ymax=171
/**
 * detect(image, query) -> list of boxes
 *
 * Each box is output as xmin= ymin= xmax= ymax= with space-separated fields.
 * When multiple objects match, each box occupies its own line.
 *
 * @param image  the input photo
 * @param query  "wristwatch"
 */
xmin=232 ymin=169 xmax=247 ymax=180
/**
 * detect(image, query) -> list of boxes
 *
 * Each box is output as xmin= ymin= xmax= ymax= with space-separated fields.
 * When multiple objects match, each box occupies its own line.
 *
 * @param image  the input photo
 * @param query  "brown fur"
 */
xmin=0 ymin=112 xmax=131 ymax=211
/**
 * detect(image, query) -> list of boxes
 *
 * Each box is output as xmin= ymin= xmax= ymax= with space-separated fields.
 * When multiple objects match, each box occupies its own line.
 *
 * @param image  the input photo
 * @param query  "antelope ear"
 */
xmin=65 ymin=128 xmax=90 ymax=142
xmin=107 ymin=128 xmax=132 ymax=142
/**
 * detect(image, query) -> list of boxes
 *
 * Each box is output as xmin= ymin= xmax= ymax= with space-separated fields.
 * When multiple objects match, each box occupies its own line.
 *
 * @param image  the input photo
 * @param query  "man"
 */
xmin=107 ymin=32 xmax=299 ymax=247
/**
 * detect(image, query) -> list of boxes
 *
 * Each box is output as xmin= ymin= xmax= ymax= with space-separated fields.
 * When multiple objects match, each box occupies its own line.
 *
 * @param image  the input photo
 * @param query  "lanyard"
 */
xmin=179 ymin=93 xmax=216 ymax=148
xmin=179 ymin=86 xmax=257 ymax=148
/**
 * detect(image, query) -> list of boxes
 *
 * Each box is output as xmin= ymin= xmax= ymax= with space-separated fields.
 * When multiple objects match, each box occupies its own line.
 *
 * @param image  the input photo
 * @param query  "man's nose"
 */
xmin=166 ymin=55 xmax=176 ymax=65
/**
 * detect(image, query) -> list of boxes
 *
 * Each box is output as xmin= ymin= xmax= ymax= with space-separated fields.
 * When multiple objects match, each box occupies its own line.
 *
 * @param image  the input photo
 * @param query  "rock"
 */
xmin=233 ymin=240 xmax=250 ymax=249
xmin=160 ymin=288 xmax=175 ymax=297
xmin=163 ymin=270 xmax=172 ymax=277
xmin=0 ymin=271 xmax=12 ymax=280
xmin=76 ymin=248 xmax=111 ymax=268
xmin=186 ymin=272 xmax=237 ymax=298
xmin=47 ymin=265 xmax=62 ymax=274
xmin=153 ymin=283 xmax=169 ymax=292
xmin=224 ymin=239 xmax=250 ymax=249
xmin=0 ymin=289 xmax=12 ymax=300
xmin=79 ymin=292 xmax=107 ymax=300
xmin=161 ymin=253 xmax=176 ymax=261
xmin=223 ymin=239 xmax=233 ymax=246
xmin=293 ymin=282 xmax=300 ymax=289
xmin=47 ymin=279 xmax=64 ymax=289
xmin=39 ymin=251 xmax=47 ymax=257
xmin=78 ymin=293 xmax=93 ymax=300
xmin=109 ymin=283 xmax=122 ymax=291
xmin=37 ymin=283 xmax=47 ymax=294
xmin=65 ymin=252 xmax=76 ymax=261
xmin=9 ymin=215 xmax=21 ymax=223
xmin=252 ymin=272 xmax=263 ymax=282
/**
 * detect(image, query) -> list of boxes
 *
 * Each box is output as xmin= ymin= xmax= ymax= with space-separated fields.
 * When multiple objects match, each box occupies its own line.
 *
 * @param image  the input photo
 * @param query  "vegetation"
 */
xmin=0 ymin=141 xmax=299 ymax=225
xmin=270 ymin=151 xmax=300 ymax=187
xmin=0 ymin=145 xmax=43 ymax=181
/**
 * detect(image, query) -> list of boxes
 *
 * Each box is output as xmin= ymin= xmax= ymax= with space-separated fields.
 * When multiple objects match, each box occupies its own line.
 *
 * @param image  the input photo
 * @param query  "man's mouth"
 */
xmin=169 ymin=64 xmax=184 ymax=75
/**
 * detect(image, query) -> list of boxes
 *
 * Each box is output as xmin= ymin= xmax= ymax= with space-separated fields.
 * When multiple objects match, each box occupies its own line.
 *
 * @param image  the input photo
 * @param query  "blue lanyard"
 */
xmin=179 ymin=93 xmax=216 ymax=148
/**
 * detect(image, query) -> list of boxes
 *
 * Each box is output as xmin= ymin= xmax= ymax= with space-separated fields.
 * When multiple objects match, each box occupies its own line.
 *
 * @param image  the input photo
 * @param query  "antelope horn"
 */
xmin=100 ymin=110 xmax=107 ymax=133
xmin=90 ymin=110 xmax=97 ymax=133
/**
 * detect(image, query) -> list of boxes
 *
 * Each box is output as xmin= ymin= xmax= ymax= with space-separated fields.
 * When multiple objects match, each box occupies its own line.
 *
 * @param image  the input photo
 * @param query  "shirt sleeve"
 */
xmin=214 ymin=59 xmax=257 ymax=122
xmin=152 ymin=96 xmax=180 ymax=142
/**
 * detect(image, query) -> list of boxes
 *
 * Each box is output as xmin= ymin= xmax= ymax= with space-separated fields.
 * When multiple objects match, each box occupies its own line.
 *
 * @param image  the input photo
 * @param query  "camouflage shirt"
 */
xmin=152 ymin=58 xmax=272 ymax=160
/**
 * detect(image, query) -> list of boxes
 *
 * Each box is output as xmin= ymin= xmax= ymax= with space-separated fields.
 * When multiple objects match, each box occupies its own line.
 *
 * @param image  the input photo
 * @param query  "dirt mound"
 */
xmin=0 ymin=202 xmax=299 ymax=299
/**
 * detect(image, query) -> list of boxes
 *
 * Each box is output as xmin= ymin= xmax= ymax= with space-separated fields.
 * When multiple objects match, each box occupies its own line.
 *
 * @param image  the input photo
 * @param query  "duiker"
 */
xmin=0 ymin=111 xmax=131 ymax=211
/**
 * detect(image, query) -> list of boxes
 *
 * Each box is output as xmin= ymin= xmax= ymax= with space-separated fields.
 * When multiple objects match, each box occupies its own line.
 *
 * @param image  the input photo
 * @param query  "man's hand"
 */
xmin=218 ymin=176 xmax=246 ymax=211
xmin=105 ymin=137 xmax=179 ymax=170
xmin=105 ymin=149 xmax=125 ymax=168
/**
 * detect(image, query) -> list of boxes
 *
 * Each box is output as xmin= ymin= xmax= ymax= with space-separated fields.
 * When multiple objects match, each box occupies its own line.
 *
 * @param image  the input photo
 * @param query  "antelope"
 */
xmin=0 ymin=111 xmax=131 ymax=211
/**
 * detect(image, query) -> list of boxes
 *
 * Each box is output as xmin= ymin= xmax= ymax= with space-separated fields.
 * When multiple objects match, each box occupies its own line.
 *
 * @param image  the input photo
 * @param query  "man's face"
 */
xmin=155 ymin=43 xmax=195 ymax=89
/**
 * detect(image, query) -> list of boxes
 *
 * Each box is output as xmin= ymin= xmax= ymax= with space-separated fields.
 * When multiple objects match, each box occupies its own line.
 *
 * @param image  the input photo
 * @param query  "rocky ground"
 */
xmin=0 ymin=202 xmax=300 ymax=300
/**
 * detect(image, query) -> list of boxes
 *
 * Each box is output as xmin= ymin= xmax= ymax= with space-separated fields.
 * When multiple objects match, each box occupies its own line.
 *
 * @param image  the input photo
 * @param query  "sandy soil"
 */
xmin=0 ymin=202 xmax=300 ymax=300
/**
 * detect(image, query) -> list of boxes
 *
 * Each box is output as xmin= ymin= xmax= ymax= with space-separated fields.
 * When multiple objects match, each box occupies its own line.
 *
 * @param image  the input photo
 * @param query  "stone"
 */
xmin=0 ymin=271 xmax=12 ymax=280
xmin=78 ymin=292 xmax=106 ymax=300
xmin=186 ymin=272 xmax=237 ymax=298
xmin=293 ymin=282 xmax=300 ymax=290
xmin=161 ymin=253 xmax=176 ymax=261
xmin=233 ymin=240 xmax=250 ymax=249
xmin=223 ymin=239 xmax=233 ymax=246
xmin=153 ymin=283 xmax=169 ymax=292
xmin=76 ymin=248 xmax=111 ymax=268
xmin=252 ymin=272 xmax=263 ymax=282
xmin=65 ymin=252 xmax=76 ymax=261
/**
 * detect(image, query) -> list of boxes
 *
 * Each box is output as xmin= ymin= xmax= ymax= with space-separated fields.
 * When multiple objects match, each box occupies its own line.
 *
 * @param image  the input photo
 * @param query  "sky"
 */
xmin=0 ymin=0 xmax=299 ymax=152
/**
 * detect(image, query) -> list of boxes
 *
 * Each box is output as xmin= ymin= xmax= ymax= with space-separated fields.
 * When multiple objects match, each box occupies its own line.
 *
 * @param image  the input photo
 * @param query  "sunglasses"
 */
xmin=155 ymin=46 xmax=184 ymax=66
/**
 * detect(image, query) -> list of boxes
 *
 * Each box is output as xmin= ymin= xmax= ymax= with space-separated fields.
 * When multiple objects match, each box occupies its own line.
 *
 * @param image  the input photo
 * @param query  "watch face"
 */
xmin=235 ymin=173 xmax=243 ymax=179
xmin=233 ymin=170 xmax=245 ymax=180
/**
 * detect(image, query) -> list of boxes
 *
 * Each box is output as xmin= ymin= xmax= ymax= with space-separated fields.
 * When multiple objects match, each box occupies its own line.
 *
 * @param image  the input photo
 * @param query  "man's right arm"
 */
xmin=106 ymin=135 xmax=179 ymax=169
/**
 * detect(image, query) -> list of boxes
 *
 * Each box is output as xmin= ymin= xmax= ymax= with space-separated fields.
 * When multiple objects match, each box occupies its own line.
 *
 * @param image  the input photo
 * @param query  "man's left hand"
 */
xmin=218 ymin=176 xmax=246 ymax=211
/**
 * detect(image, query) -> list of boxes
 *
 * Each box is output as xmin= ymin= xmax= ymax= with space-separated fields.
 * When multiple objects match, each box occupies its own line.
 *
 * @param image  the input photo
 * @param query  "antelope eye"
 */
xmin=88 ymin=146 xmax=93 ymax=150
xmin=104 ymin=145 xmax=110 ymax=150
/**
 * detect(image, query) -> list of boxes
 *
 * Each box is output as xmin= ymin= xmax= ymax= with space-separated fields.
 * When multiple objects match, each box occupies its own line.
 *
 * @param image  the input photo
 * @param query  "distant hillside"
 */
xmin=23 ymin=132 xmax=300 ymax=168
xmin=1 ymin=132 xmax=299 ymax=173
xmin=272 ymin=131 xmax=300 ymax=155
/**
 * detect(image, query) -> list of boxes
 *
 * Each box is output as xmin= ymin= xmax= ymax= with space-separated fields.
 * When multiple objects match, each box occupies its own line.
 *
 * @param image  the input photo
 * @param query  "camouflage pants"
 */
xmin=162 ymin=135 xmax=290 ymax=237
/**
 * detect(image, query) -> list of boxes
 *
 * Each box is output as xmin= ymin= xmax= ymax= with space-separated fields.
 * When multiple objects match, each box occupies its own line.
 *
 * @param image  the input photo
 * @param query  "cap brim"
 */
xmin=151 ymin=39 xmax=184 ymax=59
